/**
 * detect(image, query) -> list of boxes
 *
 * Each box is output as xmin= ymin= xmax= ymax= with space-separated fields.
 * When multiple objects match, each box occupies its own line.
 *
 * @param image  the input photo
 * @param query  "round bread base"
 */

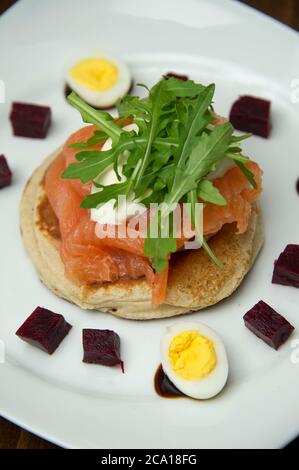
xmin=20 ymin=149 xmax=264 ymax=320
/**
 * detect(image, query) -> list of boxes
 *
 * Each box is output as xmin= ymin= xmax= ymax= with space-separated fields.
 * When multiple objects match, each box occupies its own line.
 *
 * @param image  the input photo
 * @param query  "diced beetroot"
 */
xmin=10 ymin=102 xmax=51 ymax=139
xmin=272 ymin=244 xmax=299 ymax=288
xmin=16 ymin=307 xmax=72 ymax=354
xmin=229 ymin=95 xmax=271 ymax=138
xmin=83 ymin=329 xmax=124 ymax=372
xmin=243 ymin=300 xmax=294 ymax=350
xmin=164 ymin=72 xmax=189 ymax=81
xmin=0 ymin=155 xmax=12 ymax=188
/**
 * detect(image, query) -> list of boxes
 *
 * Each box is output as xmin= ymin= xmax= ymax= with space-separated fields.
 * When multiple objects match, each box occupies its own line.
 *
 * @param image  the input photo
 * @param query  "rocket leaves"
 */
xmin=62 ymin=78 xmax=256 ymax=271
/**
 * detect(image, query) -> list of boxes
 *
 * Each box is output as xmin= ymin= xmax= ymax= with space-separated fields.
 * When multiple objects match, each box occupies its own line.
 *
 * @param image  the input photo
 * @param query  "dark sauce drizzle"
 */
xmin=154 ymin=365 xmax=185 ymax=399
xmin=64 ymin=84 xmax=72 ymax=100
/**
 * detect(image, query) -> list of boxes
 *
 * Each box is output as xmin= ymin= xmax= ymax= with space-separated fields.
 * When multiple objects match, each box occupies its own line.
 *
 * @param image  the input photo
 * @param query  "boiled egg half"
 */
xmin=161 ymin=322 xmax=228 ymax=399
xmin=66 ymin=54 xmax=132 ymax=108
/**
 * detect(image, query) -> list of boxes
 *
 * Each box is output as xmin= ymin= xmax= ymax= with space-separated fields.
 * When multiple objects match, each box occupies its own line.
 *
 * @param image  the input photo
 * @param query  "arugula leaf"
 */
xmin=62 ymin=151 xmax=114 ymax=183
xmin=116 ymin=95 xmax=150 ymax=119
xmin=187 ymin=189 xmax=221 ymax=267
xmin=198 ymin=180 xmax=227 ymax=205
xmin=225 ymin=151 xmax=249 ymax=163
xmin=144 ymin=212 xmax=177 ymax=272
xmin=186 ymin=122 xmax=234 ymax=178
xmin=80 ymin=182 xmax=128 ymax=209
xmin=162 ymin=77 xmax=205 ymax=98
xmin=74 ymin=150 xmax=104 ymax=162
xmin=145 ymin=122 xmax=234 ymax=269
xmin=235 ymin=161 xmax=257 ymax=189
xmin=164 ymin=123 xmax=234 ymax=210
xmin=134 ymin=80 xmax=170 ymax=188
xmin=173 ymin=85 xmax=214 ymax=173
xmin=69 ymin=130 xmax=108 ymax=149
xmin=231 ymin=133 xmax=252 ymax=142
xmin=65 ymin=79 xmax=257 ymax=273
xmin=67 ymin=92 xmax=122 ymax=144
xmin=63 ymin=136 xmax=143 ymax=183
xmin=151 ymin=148 xmax=172 ymax=172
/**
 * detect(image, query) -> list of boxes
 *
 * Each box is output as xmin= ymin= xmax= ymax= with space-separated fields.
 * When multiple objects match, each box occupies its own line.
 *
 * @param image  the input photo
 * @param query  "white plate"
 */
xmin=0 ymin=0 xmax=299 ymax=449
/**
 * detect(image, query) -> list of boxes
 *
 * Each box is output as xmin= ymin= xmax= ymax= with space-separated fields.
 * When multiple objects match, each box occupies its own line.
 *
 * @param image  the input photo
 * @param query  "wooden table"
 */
xmin=0 ymin=0 xmax=298 ymax=450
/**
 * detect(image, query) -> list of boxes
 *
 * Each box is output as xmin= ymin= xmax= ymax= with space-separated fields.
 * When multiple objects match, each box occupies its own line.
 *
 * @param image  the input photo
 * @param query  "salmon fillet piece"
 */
xmin=45 ymin=151 xmax=154 ymax=286
xmin=45 ymin=125 xmax=262 ymax=306
xmin=203 ymin=161 xmax=263 ymax=236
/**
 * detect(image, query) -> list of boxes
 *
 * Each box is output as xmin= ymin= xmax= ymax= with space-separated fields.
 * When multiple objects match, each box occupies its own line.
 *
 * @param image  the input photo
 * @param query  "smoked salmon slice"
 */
xmin=45 ymin=150 xmax=154 ymax=286
xmin=45 ymin=125 xmax=262 ymax=306
xmin=203 ymin=161 xmax=262 ymax=236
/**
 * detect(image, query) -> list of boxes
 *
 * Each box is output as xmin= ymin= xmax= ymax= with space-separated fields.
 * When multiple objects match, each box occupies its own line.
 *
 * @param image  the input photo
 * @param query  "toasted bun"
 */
xmin=20 ymin=149 xmax=264 ymax=320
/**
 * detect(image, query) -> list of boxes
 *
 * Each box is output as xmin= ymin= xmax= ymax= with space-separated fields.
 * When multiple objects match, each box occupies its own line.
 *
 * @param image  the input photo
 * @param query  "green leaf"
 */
xmin=235 ymin=161 xmax=257 ymax=189
xmin=187 ymin=122 xmax=234 ymax=178
xmin=187 ymin=189 xmax=221 ymax=267
xmin=69 ymin=142 xmax=90 ymax=150
xmin=198 ymin=180 xmax=227 ymax=205
xmin=80 ymin=182 xmax=128 ymax=209
xmin=116 ymin=95 xmax=150 ymax=119
xmin=161 ymin=77 xmax=205 ymax=99
xmin=63 ymin=134 xmax=144 ymax=183
xmin=151 ymin=148 xmax=172 ymax=172
xmin=67 ymin=91 xmax=122 ymax=144
xmin=164 ymin=123 xmax=234 ymax=211
xmin=174 ymin=84 xmax=215 ymax=174
xmin=69 ymin=130 xmax=107 ymax=149
xmin=231 ymin=133 xmax=252 ymax=143
xmin=225 ymin=151 xmax=249 ymax=163
xmin=154 ymin=137 xmax=178 ymax=150
xmin=62 ymin=151 xmax=114 ymax=183
xmin=132 ymin=164 xmax=175 ymax=201
xmin=134 ymin=80 xmax=171 ymax=187
xmin=141 ymin=189 xmax=165 ymax=207
xmin=63 ymin=80 xmax=256 ymax=271
xmin=144 ymin=212 xmax=177 ymax=272
xmin=75 ymin=150 xmax=103 ymax=161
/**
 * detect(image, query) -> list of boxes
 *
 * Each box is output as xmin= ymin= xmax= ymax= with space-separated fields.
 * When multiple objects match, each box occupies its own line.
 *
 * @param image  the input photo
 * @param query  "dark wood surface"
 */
xmin=0 ymin=0 xmax=298 ymax=450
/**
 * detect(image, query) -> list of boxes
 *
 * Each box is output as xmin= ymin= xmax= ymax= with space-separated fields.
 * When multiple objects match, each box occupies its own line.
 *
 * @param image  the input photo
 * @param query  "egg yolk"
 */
xmin=70 ymin=58 xmax=118 ymax=92
xmin=168 ymin=330 xmax=217 ymax=381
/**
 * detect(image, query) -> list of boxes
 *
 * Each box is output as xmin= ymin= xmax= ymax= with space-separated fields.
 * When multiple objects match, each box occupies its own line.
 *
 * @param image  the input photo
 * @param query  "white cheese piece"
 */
xmin=90 ymin=123 xmax=147 ymax=225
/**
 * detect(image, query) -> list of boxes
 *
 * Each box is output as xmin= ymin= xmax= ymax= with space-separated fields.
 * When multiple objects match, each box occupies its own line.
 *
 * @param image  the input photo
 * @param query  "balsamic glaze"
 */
xmin=154 ymin=365 xmax=185 ymax=399
xmin=64 ymin=84 xmax=72 ymax=100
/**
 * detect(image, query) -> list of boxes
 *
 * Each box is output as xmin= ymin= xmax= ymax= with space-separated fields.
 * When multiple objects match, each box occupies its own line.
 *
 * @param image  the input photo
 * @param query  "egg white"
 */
xmin=66 ymin=54 xmax=132 ymax=108
xmin=161 ymin=322 xmax=229 ymax=399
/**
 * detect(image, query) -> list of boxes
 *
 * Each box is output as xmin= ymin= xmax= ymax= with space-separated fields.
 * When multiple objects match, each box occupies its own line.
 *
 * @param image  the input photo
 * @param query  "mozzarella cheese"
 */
xmin=90 ymin=123 xmax=147 ymax=225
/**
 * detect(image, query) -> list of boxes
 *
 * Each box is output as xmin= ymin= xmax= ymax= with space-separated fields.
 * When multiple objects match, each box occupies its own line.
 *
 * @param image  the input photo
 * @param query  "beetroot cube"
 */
xmin=10 ymin=102 xmax=51 ymax=139
xmin=243 ymin=300 xmax=294 ymax=350
xmin=83 ymin=329 xmax=124 ymax=372
xmin=16 ymin=307 xmax=72 ymax=354
xmin=164 ymin=72 xmax=189 ymax=81
xmin=0 ymin=155 xmax=12 ymax=188
xmin=272 ymin=244 xmax=299 ymax=288
xmin=229 ymin=95 xmax=271 ymax=138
